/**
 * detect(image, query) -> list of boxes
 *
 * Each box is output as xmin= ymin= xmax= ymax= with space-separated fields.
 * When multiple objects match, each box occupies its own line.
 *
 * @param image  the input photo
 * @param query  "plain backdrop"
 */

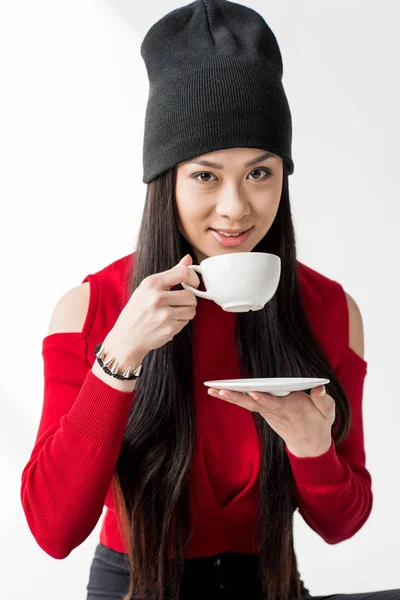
xmin=1 ymin=1 xmax=399 ymax=598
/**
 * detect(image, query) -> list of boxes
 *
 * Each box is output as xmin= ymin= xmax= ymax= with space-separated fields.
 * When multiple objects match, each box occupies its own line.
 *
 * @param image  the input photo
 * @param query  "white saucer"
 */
xmin=204 ymin=377 xmax=330 ymax=397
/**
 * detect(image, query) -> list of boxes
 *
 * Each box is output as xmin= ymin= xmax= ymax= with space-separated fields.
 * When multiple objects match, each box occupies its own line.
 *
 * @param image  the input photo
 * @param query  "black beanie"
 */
xmin=140 ymin=0 xmax=293 ymax=184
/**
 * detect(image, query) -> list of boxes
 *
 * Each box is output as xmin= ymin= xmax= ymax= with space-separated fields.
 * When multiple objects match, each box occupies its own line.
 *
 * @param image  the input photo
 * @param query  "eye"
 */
xmin=192 ymin=172 xmax=217 ymax=183
xmin=248 ymin=168 xmax=273 ymax=180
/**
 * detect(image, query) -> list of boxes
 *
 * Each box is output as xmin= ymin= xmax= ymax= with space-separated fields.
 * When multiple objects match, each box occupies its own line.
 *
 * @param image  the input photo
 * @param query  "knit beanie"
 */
xmin=140 ymin=0 xmax=293 ymax=183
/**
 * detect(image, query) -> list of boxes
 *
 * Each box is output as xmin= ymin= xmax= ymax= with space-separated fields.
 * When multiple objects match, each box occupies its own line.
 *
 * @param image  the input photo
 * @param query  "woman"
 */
xmin=20 ymin=1 xmax=399 ymax=599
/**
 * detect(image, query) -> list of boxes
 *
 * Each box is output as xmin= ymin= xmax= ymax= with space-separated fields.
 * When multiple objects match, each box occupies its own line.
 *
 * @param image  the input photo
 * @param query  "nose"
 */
xmin=215 ymin=188 xmax=250 ymax=221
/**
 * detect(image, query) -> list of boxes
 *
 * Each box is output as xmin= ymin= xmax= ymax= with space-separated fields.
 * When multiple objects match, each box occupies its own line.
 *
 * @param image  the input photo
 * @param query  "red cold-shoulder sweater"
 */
xmin=21 ymin=253 xmax=372 ymax=559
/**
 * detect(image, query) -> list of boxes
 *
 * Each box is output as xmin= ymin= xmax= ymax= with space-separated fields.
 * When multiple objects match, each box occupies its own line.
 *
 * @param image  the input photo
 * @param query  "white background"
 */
xmin=1 ymin=1 xmax=399 ymax=598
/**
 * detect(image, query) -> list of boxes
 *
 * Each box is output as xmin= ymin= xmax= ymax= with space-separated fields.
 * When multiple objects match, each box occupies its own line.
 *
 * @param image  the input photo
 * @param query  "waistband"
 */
xmin=93 ymin=542 xmax=310 ymax=596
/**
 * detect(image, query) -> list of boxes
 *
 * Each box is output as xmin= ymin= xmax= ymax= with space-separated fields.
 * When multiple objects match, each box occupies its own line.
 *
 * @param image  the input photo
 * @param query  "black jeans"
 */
xmin=86 ymin=543 xmax=400 ymax=600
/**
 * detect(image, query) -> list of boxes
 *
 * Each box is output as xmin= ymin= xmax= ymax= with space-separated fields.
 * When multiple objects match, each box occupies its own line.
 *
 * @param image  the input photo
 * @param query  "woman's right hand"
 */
xmin=107 ymin=254 xmax=201 ymax=361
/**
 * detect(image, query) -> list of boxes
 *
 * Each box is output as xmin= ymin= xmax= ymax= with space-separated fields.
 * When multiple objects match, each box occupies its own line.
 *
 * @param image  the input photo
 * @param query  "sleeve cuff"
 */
xmin=286 ymin=438 xmax=348 ymax=490
xmin=65 ymin=368 xmax=135 ymax=450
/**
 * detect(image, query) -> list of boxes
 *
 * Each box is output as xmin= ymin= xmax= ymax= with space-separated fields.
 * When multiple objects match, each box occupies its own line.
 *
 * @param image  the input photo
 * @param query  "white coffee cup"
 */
xmin=181 ymin=252 xmax=281 ymax=312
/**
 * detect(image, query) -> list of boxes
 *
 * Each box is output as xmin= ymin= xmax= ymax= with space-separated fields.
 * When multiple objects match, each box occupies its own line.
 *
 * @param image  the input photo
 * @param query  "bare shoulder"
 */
xmin=47 ymin=282 xmax=91 ymax=335
xmin=344 ymin=291 xmax=365 ymax=360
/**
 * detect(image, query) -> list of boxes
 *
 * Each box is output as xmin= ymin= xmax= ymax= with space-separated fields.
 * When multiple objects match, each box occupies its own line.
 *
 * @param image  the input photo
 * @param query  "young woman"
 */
xmin=21 ymin=1 xmax=399 ymax=599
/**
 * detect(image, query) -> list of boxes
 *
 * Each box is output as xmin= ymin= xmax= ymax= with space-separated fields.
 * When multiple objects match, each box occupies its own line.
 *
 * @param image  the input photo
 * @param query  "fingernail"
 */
xmin=318 ymin=385 xmax=325 ymax=396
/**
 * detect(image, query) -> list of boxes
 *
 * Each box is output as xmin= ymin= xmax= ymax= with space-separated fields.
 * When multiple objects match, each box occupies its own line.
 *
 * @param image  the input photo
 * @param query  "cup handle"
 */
xmin=181 ymin=265 xmax=213 ymax=300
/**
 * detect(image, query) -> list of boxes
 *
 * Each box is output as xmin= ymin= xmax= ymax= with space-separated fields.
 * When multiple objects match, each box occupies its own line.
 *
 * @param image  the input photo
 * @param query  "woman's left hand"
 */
xmin=207 ymin=385 xmax=335 ymax=458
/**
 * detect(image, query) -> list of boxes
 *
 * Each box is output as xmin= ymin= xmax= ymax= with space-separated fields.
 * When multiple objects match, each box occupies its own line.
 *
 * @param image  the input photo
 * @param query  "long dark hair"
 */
xmin=112 ymin=162 xmax=351 ymax=600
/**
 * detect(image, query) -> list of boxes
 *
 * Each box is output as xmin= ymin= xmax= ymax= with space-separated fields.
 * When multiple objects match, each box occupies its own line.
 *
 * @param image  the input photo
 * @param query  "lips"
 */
xmin=210 ymin=227 xmax=251 ymax=235
xmin=209 ymin=227 xmax=253 ymax=247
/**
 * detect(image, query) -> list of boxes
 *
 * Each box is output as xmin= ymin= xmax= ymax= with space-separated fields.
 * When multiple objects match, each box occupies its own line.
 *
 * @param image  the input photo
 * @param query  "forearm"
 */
xmin=21 ymin=331 xmax=146 ymax=559
xmin=21 ymin=413 xmax=124 ymax=558
xmin=287 ymin=440 xmax=373 ymax=543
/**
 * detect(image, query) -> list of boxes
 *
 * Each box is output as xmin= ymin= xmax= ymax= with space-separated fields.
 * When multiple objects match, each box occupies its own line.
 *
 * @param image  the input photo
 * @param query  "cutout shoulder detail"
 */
xmin=44 ymin=275 xmax=99 ymax=341
xmin=344 ymin=292 xmax=365 ymax=361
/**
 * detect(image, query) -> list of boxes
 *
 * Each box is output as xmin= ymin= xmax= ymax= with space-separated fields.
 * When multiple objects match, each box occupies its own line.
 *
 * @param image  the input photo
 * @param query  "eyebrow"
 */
xmin=187 ymin=151 xmax=277 ymax=169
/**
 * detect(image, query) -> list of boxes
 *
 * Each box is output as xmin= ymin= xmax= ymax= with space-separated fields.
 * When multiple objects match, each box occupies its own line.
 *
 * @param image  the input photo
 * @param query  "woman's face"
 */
xmin=174 ymin=147 xmax=283 ymax=263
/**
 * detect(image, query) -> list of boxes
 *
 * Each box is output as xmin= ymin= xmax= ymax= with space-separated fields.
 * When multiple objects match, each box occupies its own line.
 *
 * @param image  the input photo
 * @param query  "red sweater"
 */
xmin=21 ymin=253 xmax=373 ymax=559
